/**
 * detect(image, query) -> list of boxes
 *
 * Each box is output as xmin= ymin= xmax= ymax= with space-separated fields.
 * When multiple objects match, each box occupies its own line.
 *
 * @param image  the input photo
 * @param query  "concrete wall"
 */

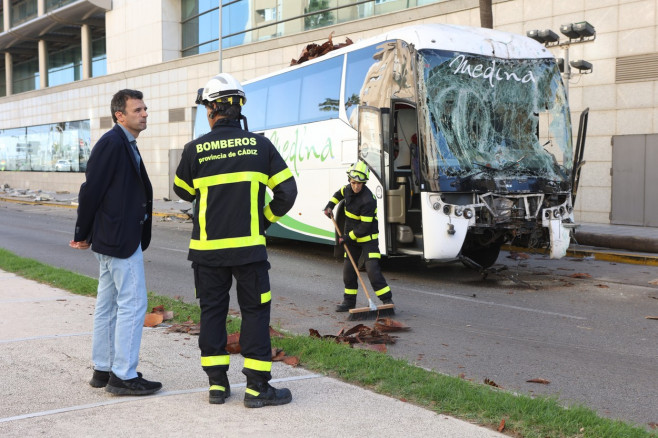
xmin=1 ymin=0 xmax=657 ymax=225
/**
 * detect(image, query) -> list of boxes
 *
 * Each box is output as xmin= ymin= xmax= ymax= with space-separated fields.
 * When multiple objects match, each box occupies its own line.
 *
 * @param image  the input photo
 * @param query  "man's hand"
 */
xmin=69 ymin=240 xmax=90 ymax=250
xmin=324 ymin=207 xmax=333 ymax=218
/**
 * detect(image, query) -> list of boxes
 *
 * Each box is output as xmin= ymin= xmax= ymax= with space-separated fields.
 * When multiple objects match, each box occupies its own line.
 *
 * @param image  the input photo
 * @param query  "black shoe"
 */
xmin=209 ymin=376 xmax=231 ymax=404
xmin=335 ymin=298 xmax=356 ymax=312
xmin=381 ymin=298 xmax=394 ymax=305
xmin=89 ymin=370 xmax=142 ymax=388
xmin=105 ymin=372 xmax=162 ymax=396
xmin=244 ymin=383 xmax=292 ymax=408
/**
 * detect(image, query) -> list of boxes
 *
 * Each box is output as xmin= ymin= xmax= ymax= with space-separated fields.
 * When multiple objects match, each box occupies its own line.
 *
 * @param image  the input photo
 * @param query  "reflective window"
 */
xmin=0 ymin=67 xmax=5 ymax=97
xmin=0 ymin=120 xmax=90 ymax=172
xmin=13 ymin=59 xmax=39 ymax=94
xmin=242 ymin=55 xmax=342 ymax=131
xmin=10 ymin=0 xmax=37 ymax=27
xmin=182 ymin=0 xmax=247 ymax=57
xmin=181 ymin=1 xmax=443 ymax=57
xmin=48 ymin=45 xmax=82 ymax=87
xmin=46 ymin=0 xmax=76 ymax=11
xmin=92 ymin=37 xmax=107 ymax=77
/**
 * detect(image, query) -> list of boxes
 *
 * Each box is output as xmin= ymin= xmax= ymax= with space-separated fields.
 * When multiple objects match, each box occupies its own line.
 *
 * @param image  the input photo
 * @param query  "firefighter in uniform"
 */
xmin=174 ymin=73 xmax=297 ymax=407
xmin=324 ymin=161 xmax=393 ymax=311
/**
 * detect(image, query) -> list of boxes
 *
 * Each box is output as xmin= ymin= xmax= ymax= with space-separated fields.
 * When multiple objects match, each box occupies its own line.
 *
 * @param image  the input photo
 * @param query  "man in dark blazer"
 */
xmin=70 ymin=89 xmax=161 ymax=396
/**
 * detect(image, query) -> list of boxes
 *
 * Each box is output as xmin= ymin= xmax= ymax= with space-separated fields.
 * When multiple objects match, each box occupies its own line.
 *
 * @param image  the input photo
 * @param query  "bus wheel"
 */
xmin=461 ymin=243 xmax=502 ymax=269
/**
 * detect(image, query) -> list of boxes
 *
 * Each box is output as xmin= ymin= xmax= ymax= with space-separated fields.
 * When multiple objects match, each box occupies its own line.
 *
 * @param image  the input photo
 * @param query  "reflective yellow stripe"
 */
xmin=190 ymin=235 xmax=266 ymax=250
xmin=245 ymin=388 xmax=260 ymax=396
xmin=210 ymin=385 xmax=226 ymax=392
xmin=261 ymin=291 xmax=271 ymax=304
xmin=191 ymin=171 xmax=269 ymax=250
xmin=201 ymin=355 xmax=230 ymax=367
xmin=263 ymin=204 xmax=281 ymax=223
xmin=267 ymin=168 xmax=293 ymax=190
xmin=374 ymin=286 xmax=391 ymax=296
xmin=361 ymin=215 xmax=374 ymax=223
xmin=349 ymin=230 xmax=357 ymax=240
xmin=330 ymin=197 xmax=339 ymax=204
xmin=345 ymin=209 xmax=360 ymax=220
xmin=356 ymin=233 xmax=378 ymax=243
xmin=174 ymin=175 xmax=195 ymax=196
xmin=344 ymin=288 xmax=358 ymax=295
xmin=368 ymin=252 xmax=381 ymax=259
xmin=244 ymin=358 xmax=272 ymax=372
xmin=199 ymin=186 xmax=208 ymax=241
xmin=194 ymin=171 xmax=268 ymax=188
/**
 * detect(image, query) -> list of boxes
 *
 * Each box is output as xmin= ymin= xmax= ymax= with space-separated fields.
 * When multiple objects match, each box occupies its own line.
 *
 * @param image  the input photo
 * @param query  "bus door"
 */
xmin=357 ymin=105 xmax=388 ymax=255
xmin=387 ymin=102 xmax=422 ymax=255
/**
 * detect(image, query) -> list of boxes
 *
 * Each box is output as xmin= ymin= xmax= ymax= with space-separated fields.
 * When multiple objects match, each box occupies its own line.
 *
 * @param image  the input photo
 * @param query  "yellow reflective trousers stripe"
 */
xmin=201 ymin=355 xmax=230 ymax=367
xmin=261 ymin=291 xmax=271 ymax=304
xmin=244 ymin=358 xmax=272 ymax=372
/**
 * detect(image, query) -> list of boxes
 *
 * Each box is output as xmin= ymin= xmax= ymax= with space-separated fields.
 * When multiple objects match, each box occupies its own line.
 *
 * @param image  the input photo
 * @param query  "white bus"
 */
xmin=202 ymin=23 xmax=588 ymax=268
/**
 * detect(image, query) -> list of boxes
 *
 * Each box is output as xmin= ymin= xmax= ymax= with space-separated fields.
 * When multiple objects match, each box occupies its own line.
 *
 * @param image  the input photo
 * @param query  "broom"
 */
xmin=330 ymin=215 xmax=395 ymax=320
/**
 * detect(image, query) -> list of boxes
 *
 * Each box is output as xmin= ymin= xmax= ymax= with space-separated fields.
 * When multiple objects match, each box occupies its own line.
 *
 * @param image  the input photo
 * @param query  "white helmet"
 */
xmin=195 ymin=73 xmax=246 ymax=106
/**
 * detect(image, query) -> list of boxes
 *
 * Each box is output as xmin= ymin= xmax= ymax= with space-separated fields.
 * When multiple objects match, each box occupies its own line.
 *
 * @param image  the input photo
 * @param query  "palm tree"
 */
xmin=479 ymin=0 xmax=493 ymax=29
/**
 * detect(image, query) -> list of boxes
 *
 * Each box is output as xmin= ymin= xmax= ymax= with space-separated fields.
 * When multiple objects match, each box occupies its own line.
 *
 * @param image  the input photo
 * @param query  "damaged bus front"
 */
xmin=412 ymin=39 xmax=584 ymax=267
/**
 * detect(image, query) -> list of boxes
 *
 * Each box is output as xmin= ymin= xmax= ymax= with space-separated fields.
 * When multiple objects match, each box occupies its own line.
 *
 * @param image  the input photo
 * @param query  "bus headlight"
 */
xmin=553 ymin=209 xmax=560 ymax=218
xmin=455 ymin=207 xmax=463 ymax=216
xmin=443 ymin=205 xmax=451 ymax=215
xmin=464 ymin=208 xmax=473 ymax=219
xmin=433 ymin=202 xmax=441 ymax=211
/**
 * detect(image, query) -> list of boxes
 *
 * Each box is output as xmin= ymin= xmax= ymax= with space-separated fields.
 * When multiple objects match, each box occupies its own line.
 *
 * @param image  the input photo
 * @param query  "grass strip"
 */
xmin=0 ymin=248 xmax=654 ymax=438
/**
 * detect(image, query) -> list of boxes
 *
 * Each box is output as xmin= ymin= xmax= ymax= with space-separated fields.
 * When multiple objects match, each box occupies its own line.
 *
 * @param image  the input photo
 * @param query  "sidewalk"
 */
xmin=0 ymin=269 xmax=505 ymax=438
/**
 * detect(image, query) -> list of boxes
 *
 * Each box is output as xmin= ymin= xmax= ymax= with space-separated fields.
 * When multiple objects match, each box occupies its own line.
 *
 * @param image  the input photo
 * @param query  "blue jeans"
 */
xmin=92 ymin=246 xmax=147 ymax=380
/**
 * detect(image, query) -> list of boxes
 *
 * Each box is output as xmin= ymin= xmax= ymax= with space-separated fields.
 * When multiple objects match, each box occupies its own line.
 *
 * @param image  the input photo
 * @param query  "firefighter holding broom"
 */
xmin=324 ymin=160 xmax=394 ymax=314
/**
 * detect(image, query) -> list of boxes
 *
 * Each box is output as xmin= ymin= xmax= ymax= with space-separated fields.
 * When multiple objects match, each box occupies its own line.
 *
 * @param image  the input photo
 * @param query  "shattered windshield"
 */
xmin=418 ymin=49 xmax=572 ymax=187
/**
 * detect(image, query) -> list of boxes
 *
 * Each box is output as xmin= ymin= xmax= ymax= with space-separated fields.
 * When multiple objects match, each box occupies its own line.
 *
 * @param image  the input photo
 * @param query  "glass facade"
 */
xmin=92 ymin=37 xmax=107 ymax=77
xmin=13 ymin=59 xmax=39 ymax=94
xmin=11 ymin=0 xmax=38 ymax=27
xmin=181 ymin=0 xmax=443 ymax=58
xmin=48 ymin=45 xmax=82 ymax=87
xmin=0 ymin=120 xmax=91 ymax=172
xmin=46 ymin=0 xmax=76 ymax=11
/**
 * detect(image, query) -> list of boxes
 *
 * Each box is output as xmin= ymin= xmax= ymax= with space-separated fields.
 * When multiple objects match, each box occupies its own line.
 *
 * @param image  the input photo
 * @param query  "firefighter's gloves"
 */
xmin=324 ymin=207 xmax=333 ymax=218
xmin=338 ymin=234 xmax=352 ymax=246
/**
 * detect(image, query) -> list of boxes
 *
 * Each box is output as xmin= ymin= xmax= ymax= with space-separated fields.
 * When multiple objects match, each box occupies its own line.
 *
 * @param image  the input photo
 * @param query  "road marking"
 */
xmin=151 ymin=245 xmax=188 ymax=253
xmin=0 ymin=374 xmax=323 ymax=423
xmin=405 ymin=287 xmax=587 ymax=320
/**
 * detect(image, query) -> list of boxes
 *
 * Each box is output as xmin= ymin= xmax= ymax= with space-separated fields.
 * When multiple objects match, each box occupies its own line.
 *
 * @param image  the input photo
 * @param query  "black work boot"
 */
xmin=244 ymin=382 xmax=292 ymax=408
xmin=335 ymin=295 xmax=356 ymax=312
xmin=105 ymin=372 xmax=162 ymax=396
xmin=89 ymin=370 xmax=142 ymax=388
xmin=209 ymin=374 xmax=231 ymax=404
xmin=380 ymin=292 xmax=394 ymax=305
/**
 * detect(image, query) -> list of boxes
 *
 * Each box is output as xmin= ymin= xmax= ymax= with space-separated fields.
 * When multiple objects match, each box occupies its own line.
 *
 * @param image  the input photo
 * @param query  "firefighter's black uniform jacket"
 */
xmin=324 ymin=184 xmax=391 ymax=300
xmin=174 ymin=118 xmax=297 ymax=387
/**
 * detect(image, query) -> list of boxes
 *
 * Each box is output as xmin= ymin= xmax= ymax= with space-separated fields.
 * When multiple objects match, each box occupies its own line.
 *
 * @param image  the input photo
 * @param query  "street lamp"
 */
xmin=526 ymin=21 xmax=596 ymax=95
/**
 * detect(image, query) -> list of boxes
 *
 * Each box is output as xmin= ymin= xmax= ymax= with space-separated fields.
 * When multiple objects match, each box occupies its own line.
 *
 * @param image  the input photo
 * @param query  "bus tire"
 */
xmin=461 ymin=243 xmax=502 ymax=269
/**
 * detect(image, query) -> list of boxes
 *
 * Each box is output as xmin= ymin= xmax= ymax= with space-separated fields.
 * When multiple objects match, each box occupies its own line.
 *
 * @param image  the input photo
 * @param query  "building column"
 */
xmin=3 ymin=0 xmax=9 ymax=30
xmin=38 ymin=40 xmax=48 ymax=89
xmin=37 ymin=0 xmax=45 ymax=16
xmin=5 ymin=52 xmax=12 ymax=96
xmin=81 ymin=24 xmax=92 ymax=79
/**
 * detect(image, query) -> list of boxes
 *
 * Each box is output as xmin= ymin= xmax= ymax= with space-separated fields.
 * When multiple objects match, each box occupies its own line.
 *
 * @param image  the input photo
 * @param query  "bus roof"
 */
xmin=243 ymin=23 xmax=552 ymax=85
